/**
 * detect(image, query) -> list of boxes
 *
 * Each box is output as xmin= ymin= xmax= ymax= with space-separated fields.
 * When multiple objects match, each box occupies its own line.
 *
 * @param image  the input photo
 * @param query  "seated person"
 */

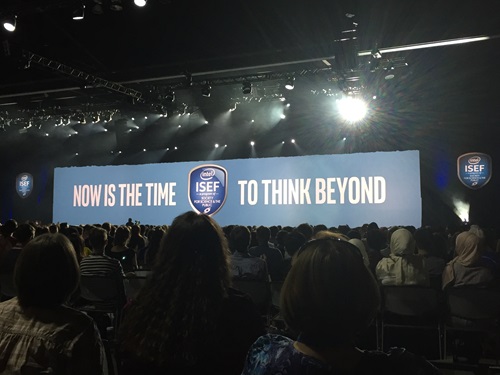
xmin=229 ymin=225 xmax=269 ymax=281
xmin=376 ymin=228 xmax=429 ymax=286
xmin=0 ymin=233 xmax=105 ymax=374
xmin=442 ymin=230 xmax=498 ymax=290
xmin=118 ymin=211 xmax=265 ymax=375
xmin=241 ymin=232 xmax=440 ymax=375
xmin=249 ymin=226 xmax=285 ymax=281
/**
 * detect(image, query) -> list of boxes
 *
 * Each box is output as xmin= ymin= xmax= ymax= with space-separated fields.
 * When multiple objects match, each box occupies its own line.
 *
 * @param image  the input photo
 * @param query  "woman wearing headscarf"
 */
xmin=442 ymin=230 xmax=497 ymax=290
xmin=375 ymin=228 xmax=429 ymax=286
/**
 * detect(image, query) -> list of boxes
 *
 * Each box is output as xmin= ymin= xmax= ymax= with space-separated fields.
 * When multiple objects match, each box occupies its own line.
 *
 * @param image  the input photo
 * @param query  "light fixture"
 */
xmin=110 ymin=0 xmax=123 ymax=11
xmin=285 ymin=77 xmax=295 ymax=90
xmin=250 ymin=141 xmax=255 ymax=146
xmin=165 ymin=89 xmax=175 ymax=102
xmin=3 ymin=15 xmax=17 ymax=32
xmin=337 ymin=97 xmax=368 ymax=122
xmin=134 ymin=0 xmax=147 ymax=6
xmin=242 ymin=81 xmax=252 ymax=95
xmin=72 ymin=4 xmax=85 ymax=20
xmin=201 ymin=83 xmax=211 ymax=97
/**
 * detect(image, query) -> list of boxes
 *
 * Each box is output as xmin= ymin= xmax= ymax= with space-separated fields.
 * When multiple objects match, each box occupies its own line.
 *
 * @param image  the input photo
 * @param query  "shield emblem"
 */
xmin=188 ymin=165 xmax=228 ymax=216
xmin=16 ymin=173 xmax=34 ymax=198
xmin=457 ymin=152 xmax=492 ymax=190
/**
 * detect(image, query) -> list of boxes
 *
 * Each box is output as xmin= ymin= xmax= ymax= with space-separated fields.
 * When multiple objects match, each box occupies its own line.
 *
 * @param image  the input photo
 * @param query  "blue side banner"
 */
xmin=53 ymin=151 xmax=422 ymax=227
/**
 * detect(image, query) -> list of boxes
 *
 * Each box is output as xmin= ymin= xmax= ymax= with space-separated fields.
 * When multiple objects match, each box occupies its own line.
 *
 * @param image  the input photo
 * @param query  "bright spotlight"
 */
xmin=280 ymin=114 xmax=286 ymax=119
xmin=453 ymin=198 xmax=470 ymax=222
xmin=337 ymin=97 xmax=368 ymax=122
xmin=134 ymin=0 xmax=147 ymax=6
xmin=291 ymin=139 xmax=295 ymax=143
xmin=215 ymin=143 xmax=219 ymax=148
xmin=143 ymin=148 xmax=146 ymax=152
xmin=250 ymin=141 xmax=255 ymax=146
xmin=285 ymin=77 xmax=295 ymax=90
xmin=3 ymin=15 xmax=16 ymax=32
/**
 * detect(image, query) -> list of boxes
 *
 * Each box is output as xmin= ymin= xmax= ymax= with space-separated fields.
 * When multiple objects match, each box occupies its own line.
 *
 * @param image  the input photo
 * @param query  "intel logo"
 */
xmin=468 ymin=156 xmax=481 ymax=164
xmin=200 ymin=168 xmax=216 ymax=180
xmin=21 ymin=175 xmax=28 ymax=181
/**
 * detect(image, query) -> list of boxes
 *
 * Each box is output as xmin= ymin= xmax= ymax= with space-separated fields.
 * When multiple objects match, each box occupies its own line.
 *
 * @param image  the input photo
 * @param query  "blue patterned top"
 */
xmin=242 ymin=334 xmax=441 ymax=375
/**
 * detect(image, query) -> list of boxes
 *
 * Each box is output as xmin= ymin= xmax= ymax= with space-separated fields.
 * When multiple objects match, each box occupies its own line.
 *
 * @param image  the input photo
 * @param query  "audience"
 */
xmin=229 ymin=225 xmax=269 ymax=281
xmin=241 ymin=232 xmax=440 ymax=374
xmin=117 ymin=211 xmax=265 ymax=375
xmin=0 ymin=233 xmax=105 ymax=374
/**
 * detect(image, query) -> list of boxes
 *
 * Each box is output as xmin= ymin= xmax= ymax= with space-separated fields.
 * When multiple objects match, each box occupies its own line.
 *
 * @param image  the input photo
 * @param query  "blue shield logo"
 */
xmin=457 ymin=152 xmax=492 ymax=190
xmin=188 ymin=165 xmax=228 ymax=215
xmin=16 ymin=173 xmax=34 ymax=198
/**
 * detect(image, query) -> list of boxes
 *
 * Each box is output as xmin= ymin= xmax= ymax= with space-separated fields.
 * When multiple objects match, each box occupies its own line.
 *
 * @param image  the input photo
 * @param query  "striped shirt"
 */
xmin=80 ymin=255 xmax=125 ymax=278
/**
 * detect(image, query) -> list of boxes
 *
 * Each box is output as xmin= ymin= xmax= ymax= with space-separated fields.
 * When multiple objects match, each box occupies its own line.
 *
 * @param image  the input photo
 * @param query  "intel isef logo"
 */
xmin=457 ymin=152 xmax=492 ymax=190
xmin=188 ymin=165 xmax=228 ymax=215
xmin=16 ymin=173 xmax=34 ymax=198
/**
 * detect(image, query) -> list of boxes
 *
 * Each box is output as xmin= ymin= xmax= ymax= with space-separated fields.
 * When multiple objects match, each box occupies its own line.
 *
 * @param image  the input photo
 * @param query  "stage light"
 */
xmin=291 ymin=139 xmax=295 ymax=143
xmin=72 ymin=4 xmax=85 ymax=20
xmin=201 ymin=83 xmax=211 ymax=97
xmin=204 ymin=120 xmax=209 ymax=124
xmin=282 ymin=141 xmax=285 ymax=144
xmin=165 ymin=89 xmax=175 ymax=102
xmin=134 ymin=0 xmax=147 ymax=7
xmin=3 ymin=15 xmax=17 ymax=32
xmin=91 ymin=113 xmax=100 ymax=123
xmin=250 ymin=141 xmax=255 ymax=146
xmin=285 ymin=77 xmax=295 ymax=90
xmin=242 ymin=81 xmax=252 ymax=95
xmin=453 ymin=198 xmax=470 ymax=222
xmin=110 ymin=0 xmax=123 ymax=11
xmin=280 ymin=114 xmax=286 ymax=119
xmin=143 ymin=148 xmax=146 ymax=152
xmin=337 ymin=97 xmax=367 ymax=122
xmin=215 ymin=144 xmax=219 ymax=148
xmin=286 ymin=103 xmax=291 ymax=107
xmin=343 ymin=137 xmax=347 ymax=141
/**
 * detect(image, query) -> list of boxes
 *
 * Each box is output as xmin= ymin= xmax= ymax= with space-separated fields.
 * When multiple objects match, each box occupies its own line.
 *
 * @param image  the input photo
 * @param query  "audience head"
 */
xmin=114 ymin=225 xmax=131 ymax=246
xmin=14 ymin=233 xmax=79 ymax=308
xmin=229 ymin=225 xmax=251 ymax=253
xmin=296 ymin=223 xmax=313 ymax=240
xmin=1 ymin=219 xmax=18 ymax=236
xmin=283 ymin=230 xmax=307 ymax=258
xmin=281 ymin=233 xmax=380 ymax=347
xmin=414 ymin=227 xmax=433 ymax=252
xmin=365 ymin=228 xmax=387 ymax=251
xmin=89 ymin=227 xmax=108 ymax=252
xmin=389 ymin=228 xmax=416 ymax=256
xmin=13 ymin=223 xmax=35 ymax=245
xmin=153 ymin=211 xmax=231 ymax=290
xmin=454 ymin=230 xmax=484 ymax=266
xmin=255 ymin=225 xmax=271 ymax=245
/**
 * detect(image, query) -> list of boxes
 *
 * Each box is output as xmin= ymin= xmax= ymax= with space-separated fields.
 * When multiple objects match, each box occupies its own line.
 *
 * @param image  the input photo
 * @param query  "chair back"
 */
xmin=80 ymin=274 xmax=126 ymax=311
xmin=125 ymin=276 xmax=148 ymax=300
xmin=232 ymin=278 xmax=271 ymax=315
xmin=382 ymin=285 xmax=441 ymax=317
xmin=447 ymin=286 xmax=500 ymax=321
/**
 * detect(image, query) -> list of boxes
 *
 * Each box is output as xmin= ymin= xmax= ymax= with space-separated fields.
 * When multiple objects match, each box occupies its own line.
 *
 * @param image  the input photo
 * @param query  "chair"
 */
xmin=231 ymin=278 xmax=272 ymax=319
xmin=379 ymin=285 xmax=444 ymax=359
xmin=79 ymin=275 xmax=127 ymax=333
xmin=444 ymin=286 xmax=500 ymax=363
xmin=78 ymin=275 xmax=127 ymax=375
xmin=124 ymin=275 xmax=148 ymax=300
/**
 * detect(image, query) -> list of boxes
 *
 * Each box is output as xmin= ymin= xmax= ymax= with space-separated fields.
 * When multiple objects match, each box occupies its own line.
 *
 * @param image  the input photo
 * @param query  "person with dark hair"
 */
xmin=282 ymin=230 xmax=307 ymax=276
xmin=242 ymin=232 xmax=440 ymax=375
xmin=118 ymin=211 xmax=265 ymax=375
xmin=296 ymin=222 xmax=313 ymax=240
xmin=109 ymin=225 xmax=137 ymax=272
xmin=229 ymin=225 xmax=268 ymax=281
xmin=143 ymin=226 xmax=166 ymax=267
xmin=0 ymin=219 xmax=18 ymax=268
xmin=0 ymin=233 xmax=105 ymax=374
xmin=249 ymin=226 xmax=284 ymax=281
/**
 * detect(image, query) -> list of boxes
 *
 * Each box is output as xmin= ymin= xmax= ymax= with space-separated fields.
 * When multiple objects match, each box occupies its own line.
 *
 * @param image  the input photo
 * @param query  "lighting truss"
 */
xmin=22 ymin=50 xmax=145 ymax=103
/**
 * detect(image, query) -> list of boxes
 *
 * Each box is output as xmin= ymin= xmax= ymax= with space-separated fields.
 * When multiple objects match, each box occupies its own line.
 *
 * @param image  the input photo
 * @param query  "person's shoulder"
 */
xmin=361 ymin=347 xmax=441 ymax=375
